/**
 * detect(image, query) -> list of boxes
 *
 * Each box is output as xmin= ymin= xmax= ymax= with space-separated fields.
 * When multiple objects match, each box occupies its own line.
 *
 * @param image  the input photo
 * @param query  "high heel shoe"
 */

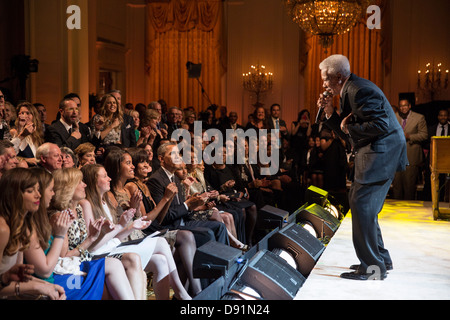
xmin=239 ymin=244 xmax=249 ymax=252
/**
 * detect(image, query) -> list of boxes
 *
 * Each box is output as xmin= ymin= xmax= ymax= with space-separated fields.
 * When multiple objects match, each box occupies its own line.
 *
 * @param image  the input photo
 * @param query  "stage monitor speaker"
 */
xmin=257 ymin=205 xmax=289 ymax=230
xmin=305 ymin=185 xmax=328 ymax=207
xmin=237 ymin=249 xmax=305 ymax=300
xmin=288 ymin=203 xmax=309 ymax=224
xmin=268 ymin=222 xmax=325 ymax=277
xmin=193 ymin=241 xmax=243 ymax=278
xmin=193 ymin=276 xmax=225 ymax=300
xmin=296 ymin=203 xmax=341 ymax=239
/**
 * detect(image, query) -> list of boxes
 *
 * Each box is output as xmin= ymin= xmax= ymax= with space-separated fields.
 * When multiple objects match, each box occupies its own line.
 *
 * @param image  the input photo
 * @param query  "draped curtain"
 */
xmin=301 ymin=0 xmax=390 ymax=120
xmin=145 ymin=0 xmax=224 ymax=113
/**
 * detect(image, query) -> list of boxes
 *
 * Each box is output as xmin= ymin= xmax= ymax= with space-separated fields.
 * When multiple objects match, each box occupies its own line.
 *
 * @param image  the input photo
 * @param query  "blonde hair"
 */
xmin=50 ymin=167 xmax=83 ymax=211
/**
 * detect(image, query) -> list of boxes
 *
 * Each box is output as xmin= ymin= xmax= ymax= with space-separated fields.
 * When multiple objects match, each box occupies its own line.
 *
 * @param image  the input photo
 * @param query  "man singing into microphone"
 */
xmin=317 ymin=54 xmax=408 ymax=280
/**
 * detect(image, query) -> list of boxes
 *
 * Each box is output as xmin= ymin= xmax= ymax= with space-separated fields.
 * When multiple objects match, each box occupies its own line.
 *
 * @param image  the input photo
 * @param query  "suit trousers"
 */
xmin=392 ymin=165 xmax=420 ymax=200
xmin=348 ymin=178 xmax=393 ymax=275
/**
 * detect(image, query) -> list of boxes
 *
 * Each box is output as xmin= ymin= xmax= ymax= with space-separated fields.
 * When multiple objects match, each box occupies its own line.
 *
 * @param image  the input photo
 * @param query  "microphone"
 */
xmin=316 ymin=90 xmax=332 ymax=123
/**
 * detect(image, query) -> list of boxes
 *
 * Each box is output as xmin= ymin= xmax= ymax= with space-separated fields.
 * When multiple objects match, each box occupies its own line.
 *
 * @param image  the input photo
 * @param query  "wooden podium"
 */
xmin=430 ymin=136 xmax=450 ymax=220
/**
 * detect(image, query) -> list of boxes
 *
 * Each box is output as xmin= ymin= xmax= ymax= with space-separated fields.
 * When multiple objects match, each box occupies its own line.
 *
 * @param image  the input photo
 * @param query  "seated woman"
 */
xmin=204 ymin=146 xmax=258 ymax=246
xmin=88 ymin=150 xmax=193 ymax=299
xmin=61 ymin=146 xmax=78 ymax=168
xmin=0 ymin=168 xmax=66 ymax=300
xmin=41 ymin=167 xmax=141 ymax=299
xmin=10 ymin=102 xmax=44 ymax=167
xmin=125 ymin=147 xmax=201 ymax=296
xmin=175 ymin=161 xmax=247 ymax=251
xmin=74 ymin=142 xmax=97 ymax=168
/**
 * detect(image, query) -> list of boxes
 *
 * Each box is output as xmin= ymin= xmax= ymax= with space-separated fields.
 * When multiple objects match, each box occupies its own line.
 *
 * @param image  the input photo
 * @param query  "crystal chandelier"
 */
xmin=243 ymin=64 xmax=273 ymax=107
xmin=284 ymin=0 xmax=372 ymax=51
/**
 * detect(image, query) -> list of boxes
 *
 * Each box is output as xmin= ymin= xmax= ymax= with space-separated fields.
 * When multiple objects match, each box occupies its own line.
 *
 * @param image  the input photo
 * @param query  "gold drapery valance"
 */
xmin=148 ymin=0 xmax=221 ymax=33
xmin=145 ymin=0 xmax=224 ymax=112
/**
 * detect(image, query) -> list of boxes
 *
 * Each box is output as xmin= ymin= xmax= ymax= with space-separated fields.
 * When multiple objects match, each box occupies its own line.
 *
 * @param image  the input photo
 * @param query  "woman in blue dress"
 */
xmin=23 ymin=167 xmax=136 ymax=300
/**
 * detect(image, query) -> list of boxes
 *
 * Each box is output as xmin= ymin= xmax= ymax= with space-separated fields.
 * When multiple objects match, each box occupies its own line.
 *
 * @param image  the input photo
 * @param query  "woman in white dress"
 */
xmin=80 ymin=163 xmax=192 ymax=300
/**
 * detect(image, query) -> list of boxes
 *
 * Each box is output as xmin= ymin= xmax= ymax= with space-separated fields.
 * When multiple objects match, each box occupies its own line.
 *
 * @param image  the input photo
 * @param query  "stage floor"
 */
xmin=295 ymin=199 xmax=450 ymax=300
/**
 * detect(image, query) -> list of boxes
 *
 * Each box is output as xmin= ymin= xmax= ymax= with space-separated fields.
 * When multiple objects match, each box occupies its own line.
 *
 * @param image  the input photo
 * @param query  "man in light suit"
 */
xmin=318 ymin=54 xmax=408 ymax=280
xmin=147 ymin=142 xmax=230 ymax=247
xmin=392 ymin=96 xmax=428 ymax=200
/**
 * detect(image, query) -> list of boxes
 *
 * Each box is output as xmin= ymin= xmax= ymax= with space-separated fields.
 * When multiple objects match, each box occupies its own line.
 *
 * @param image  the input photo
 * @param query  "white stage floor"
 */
xmin=295 ymin=199 xmax=450 ymax=300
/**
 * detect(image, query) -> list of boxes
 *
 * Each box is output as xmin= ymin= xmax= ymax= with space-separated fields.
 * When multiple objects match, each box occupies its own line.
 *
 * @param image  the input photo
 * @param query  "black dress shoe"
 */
xmin=349 ymin=263 xmax=393 ymax=271
xmin=340 ymin=270 xmax=387 ymax=281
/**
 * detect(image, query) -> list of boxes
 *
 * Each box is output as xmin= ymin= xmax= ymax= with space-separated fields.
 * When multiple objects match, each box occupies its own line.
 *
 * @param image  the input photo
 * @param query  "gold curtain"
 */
xmin=145 ymin=0 xmax=224 ymax=113
xmin=302 ymin=0 xmax=390 ymax=120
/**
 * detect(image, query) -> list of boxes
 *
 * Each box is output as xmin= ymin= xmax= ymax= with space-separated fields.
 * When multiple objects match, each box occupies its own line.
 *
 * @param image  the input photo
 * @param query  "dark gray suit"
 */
xmin=147 ymin=167 xmax=229 ymax=247
xmin=325 ymin=74 xmax=408 ymax=275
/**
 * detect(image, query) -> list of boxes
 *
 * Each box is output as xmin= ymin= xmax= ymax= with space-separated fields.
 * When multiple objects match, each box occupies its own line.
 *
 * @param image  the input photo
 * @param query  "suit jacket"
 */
xmin=45 ymin=120 xmax=91 ymax=150
xmin=395 ymin=111 xmax=427 ymax=166
xmin=121 ymin=114 xmax=137 ymax=148
xmin=147 ymin=167 xmax=190 ymax=228
xmin=325 ymin=74 xmax=408 ymax=184
xmin=265 ymin=117 xmax=289 ymax=140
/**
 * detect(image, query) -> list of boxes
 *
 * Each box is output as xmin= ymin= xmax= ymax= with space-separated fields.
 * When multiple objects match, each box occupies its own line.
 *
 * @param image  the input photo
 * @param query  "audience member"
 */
xmin=124 ymin=147 xmax=202 ymax=296
xmin=108 ymin=90 xmax=137 ymax=148
xmin=291 ymin=109 xmax=312 ymax=154
xmin=61 ymin=146 xmax=78 ymax=168
xmin=45 ymin=98 xmax=91 ymax=151
xmin=245 ymin=106 xmax=267 ymax=133
xmin=0 ymin=140 xmax=20 ymax=176
xmin=266 ymin=103 xmax=289 ymax=148
xmin=392 ymin=97 xmax=428 ymax=200
xmin=45 ymin=167 xmax=137 ymax=300
xmin=176 ymin=162 xmax=247 ymax=251
xmin=4 ymin=101 xmax=16 ymax=128
xmin=0 ymin=168 xmax=66 ymax=300
xmin=423 ymin=108 xmax=450 ymax=201
xmin=36 ymin=142 xmax=63 ymax=173
xmin=93 ymin=152 xmax=193 ymax=299
xmin=204 ymin=146 xmax=259 ymax=245
xmin=147 ymin=142 xmax=230 ymax=247
xmin=34 ymin=103 xmax=50 ymax=134
xmin=10 ymin=102 xmax=44 ymax=165
xmin=74 ymin=142 xmax=97 ymax=168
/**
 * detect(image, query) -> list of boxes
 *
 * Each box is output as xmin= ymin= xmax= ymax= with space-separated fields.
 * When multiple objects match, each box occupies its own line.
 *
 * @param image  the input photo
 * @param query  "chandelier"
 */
xmin=417 ymin=62 xmax=449 ymax=101
xmin=243 ymin=64 xmax=273 ymax=107
xmin=284 ymin=0 xmax=372 ymax=51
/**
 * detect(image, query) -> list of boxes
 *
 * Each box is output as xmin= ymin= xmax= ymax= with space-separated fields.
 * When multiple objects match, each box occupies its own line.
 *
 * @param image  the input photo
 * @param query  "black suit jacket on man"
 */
xmin=147 ymin=167 xmax=229 ymax=246
xmin=120 ymin=114 xmax=137 ymax=148
xmin=45 ymin=120 xmax=91 ymax=150
xmin=326 ymin=74 xmax=408 ymax=184
xmin=324 ymin=73 xmax=408 ymax=275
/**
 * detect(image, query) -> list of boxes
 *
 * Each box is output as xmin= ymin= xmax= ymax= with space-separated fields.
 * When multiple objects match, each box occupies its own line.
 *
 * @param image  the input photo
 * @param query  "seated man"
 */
xmin=45 ymin=97 xmax=91 ymax=150
xmin=36 ymin=142 xmax=63 ymax=173
xmin=147 ymin=142 xmax=229 ymax=247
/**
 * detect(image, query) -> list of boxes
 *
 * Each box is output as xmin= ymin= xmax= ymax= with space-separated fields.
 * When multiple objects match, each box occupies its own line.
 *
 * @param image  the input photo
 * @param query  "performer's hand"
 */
xmin=317 ymin=92 xmax=334 ymax=118
xmin=340 ymin=113 xmax=353 ymax=135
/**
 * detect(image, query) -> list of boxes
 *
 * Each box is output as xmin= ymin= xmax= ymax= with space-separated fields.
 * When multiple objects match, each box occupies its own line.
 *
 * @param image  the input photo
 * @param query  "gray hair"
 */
xmin=319 ymin=54 xmax=351 ymax=78
xmin=157 ymin=141 xmax=177 ymax=158
xmin=36 ymin=142 xmax=57 ymax=164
